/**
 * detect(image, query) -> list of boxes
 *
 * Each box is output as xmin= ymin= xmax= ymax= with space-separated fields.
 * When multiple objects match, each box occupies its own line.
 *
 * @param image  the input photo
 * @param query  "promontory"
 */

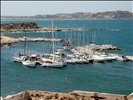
xmin=1 ymin=22 xmax=40 ymax=32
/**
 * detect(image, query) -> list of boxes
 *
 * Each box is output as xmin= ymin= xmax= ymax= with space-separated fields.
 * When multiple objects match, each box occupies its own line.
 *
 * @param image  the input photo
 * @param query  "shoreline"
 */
xmin=1 ymin=90 xmax=133 ymax=100
xmin=1 ymin=27 xmax=119 ymax=33
xmin=0 ymin=36 xmax=64 ymax=45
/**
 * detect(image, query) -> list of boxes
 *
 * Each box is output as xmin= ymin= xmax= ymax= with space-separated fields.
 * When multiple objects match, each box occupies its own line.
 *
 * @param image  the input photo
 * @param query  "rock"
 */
xmin=1 ymin=22 xmax=39 ymax=29
xmin=4 ymin=91 xmax=30 ymax=100
xmin=127 ymin=92 xmax=133 ymax=100
xmin=1 ymin=22 xmax=40 ymax=32
xmin=3 ymin=90 xmax=131 ymax=100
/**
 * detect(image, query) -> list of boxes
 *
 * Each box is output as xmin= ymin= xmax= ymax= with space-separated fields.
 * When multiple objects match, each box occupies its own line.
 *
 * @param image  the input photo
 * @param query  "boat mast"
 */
xmin=93 ymin=29 xmax=96 ymax=44
xmin=42 ymin=33 xmax=44 ymax=54
xmin=51 ymin=19 xmax=55 ymax=62
xmin=83 ymin=21 xmax=86 ymax=53
xmin=48 ymin=32 xmax=50 ymax=54
xmin=83 ymin=21 xmax=85 ymax=46
xmin=24 ymin=32 xmax=27 ymax=56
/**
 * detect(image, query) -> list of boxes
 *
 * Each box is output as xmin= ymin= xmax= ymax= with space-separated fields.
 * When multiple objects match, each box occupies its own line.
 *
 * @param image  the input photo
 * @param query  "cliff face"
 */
xmin=1 ymin=22 xmax=39 ymax=32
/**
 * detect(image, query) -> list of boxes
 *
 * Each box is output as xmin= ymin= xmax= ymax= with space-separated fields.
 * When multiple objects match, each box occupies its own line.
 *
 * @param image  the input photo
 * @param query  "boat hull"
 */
xmin=13 ymin=56 xmax=26 ymax=63
xmin=22 ymin=60 xmax=36 ymax=67
xmin=41 ymin=62 xmax=64 ymax=68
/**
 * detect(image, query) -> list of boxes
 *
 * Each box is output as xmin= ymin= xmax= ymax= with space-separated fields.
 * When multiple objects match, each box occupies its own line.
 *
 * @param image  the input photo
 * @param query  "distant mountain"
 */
xmin=2 ymin=10 xmax=133 ymax=19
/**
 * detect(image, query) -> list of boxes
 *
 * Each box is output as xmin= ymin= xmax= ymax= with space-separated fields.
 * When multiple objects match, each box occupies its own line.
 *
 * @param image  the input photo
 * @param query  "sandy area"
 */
xmin=1 ymin=36 xmax=17 ymax=44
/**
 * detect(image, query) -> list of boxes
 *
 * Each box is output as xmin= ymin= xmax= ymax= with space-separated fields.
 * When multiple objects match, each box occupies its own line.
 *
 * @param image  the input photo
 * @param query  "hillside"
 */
xmin=2 ymin=10 xmax=133 ymax=19
xmin=35 ymin=11 xmax=133 ymax=19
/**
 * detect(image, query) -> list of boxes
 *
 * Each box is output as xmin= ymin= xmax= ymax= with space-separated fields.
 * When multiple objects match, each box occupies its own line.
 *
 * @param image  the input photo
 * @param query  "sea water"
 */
xmin=1 ymin=19 xmax=133 ymax=97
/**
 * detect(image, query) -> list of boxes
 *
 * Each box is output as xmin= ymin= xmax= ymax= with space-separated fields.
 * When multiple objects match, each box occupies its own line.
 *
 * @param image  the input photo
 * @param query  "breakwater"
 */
xmin=1 ymin=27 xmax=119 ymax=33
xmin=2 ymin=90 xmax=133 ymax=100
xmin=18 ymin=37 xmax=64 ymax=42
xmin=1 ymin=22 xmax=119 ymax=32
xmin=0 ymin=36 xmax=64 ymax=44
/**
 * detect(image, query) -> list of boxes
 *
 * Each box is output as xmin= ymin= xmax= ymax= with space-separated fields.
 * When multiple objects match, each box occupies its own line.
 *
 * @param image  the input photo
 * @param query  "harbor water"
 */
xmin=1 ymin=19 xmax=133 ymax=97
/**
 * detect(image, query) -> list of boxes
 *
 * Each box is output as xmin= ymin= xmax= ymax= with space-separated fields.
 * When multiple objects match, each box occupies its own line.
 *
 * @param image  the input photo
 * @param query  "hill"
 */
xmin=2 ymin=10 xmax=133 ymax=19
xmin=1 ymin=22 xmax=39 ymax=32
xmin=35 ymin=11 xmax=133 ymax=19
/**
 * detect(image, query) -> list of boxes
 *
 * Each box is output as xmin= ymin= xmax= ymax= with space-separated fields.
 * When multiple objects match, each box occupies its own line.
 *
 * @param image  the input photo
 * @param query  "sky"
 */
xmin=1 ymin=1 xmax=133 ymax=16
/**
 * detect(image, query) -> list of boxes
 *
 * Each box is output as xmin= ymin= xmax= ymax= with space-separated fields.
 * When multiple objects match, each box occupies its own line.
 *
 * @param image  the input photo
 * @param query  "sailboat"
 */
xmin=13 ymin=53 xmax=26 ymax=63
xmin=13 ymin=35 xmax=27 ymax=62
xmin=41 ymin=20 xmax=64 ymax=68
xmin=22 ymin=54 xmax=40 ymax=67
xmin=21 ymin=35 xmax=39 ymax=67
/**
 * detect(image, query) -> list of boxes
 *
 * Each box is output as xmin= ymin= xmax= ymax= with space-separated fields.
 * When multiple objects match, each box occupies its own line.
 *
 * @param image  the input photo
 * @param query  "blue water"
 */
xmin=1 ymin=19 xmax=133 ymax=97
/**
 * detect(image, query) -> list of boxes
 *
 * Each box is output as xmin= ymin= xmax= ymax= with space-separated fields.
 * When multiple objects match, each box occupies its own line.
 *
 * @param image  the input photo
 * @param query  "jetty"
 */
xmin=2 ymin=90 xmax=133 ymax=100
xmin=74 ymin=44 xmax=121 ymax=53
xmin=0 ymin=36 xmax=64 ymax=49
xmin=0 ymin=36 xmax=64 ymax=44
xmin=1 ymin=22 xmax=119 ymax=33
xmin=18 ymin=37 xmax=64 ymax=42
xmin=1 ymin=27 xmax=119 ymax=33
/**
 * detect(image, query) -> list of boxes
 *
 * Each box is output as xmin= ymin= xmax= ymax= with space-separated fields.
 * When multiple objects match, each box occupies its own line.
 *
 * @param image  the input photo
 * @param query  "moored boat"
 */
xmin=91 ymin=55 xmax=105 ymax=63
xmin=13 ymin=53 xmax=26 ymax=62
xmin=22 ymin=54 xmax=41 ymax=67
xmin=116 ymin=55 xmax=129 ymax=61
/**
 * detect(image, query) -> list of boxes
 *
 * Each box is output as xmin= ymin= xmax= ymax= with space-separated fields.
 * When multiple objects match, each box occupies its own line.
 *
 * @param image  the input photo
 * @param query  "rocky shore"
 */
xmin=1 ymin=22 xmax=79 ymax=32
xmin=1 ymin=90 xmax=133 ymax=100
xmin=1 ymin=22 xmax=39 ymax=32
xmin=1 ymin=22 xmax=119 ymax=33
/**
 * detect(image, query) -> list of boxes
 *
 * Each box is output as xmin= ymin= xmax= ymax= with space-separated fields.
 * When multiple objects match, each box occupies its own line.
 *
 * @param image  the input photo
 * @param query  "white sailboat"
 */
xmin=65 ymin=54 xmax=76 ymax=64
xmin=13 ymin=35 xmax=28 ymax=62
xmin=13 ymin=53 xmax=26 ymax=62
xmin=22 ymin=59 xmax=36 ymax=67
xmin=41 ymin=20 xmax=64 ymax=68
xmin=22 ymin=54 xmax=40 ymax=67
xmin=21 ymin=36 xmax=39 ymax=67
xmin=91 ymin=54 xmax=105 ymax=63
xmin=116 ymin=55 xmax=129 ymax=61
xmin=100 ymin=53 xmax=116 ymax=62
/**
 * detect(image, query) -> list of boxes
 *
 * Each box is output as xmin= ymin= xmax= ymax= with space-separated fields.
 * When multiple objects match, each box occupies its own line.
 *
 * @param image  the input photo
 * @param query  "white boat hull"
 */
xmin=92 ymin=55 xmax=105 ymax=63
xmin=66 ymin=59 xmax=75 ymax=64
xmin=116 ymin=56 xmax=129 ymax=61
xmin=13 ymin=56 xmax=26 ymax=62
xmin=41 ymin=61 xmax=64 ymax=68
xmin=22 ymin=60 xmax=36 ymax=67
xmin=82 ymin=59 xmax=89 ymax=64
